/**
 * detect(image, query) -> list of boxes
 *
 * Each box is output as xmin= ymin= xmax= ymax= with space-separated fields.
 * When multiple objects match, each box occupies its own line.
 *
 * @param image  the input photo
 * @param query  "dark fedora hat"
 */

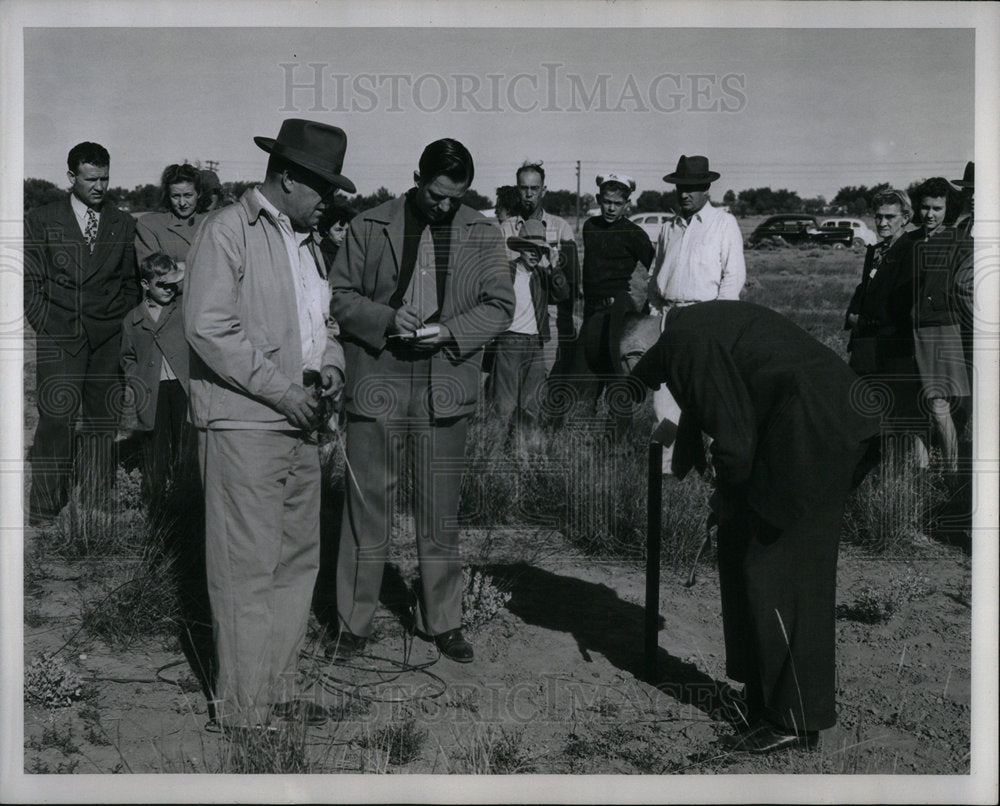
xmin=662 ymin=155 xmax=720 ymax=186
xmin=254 ymin=119 xmax=356 ymax=194
xmin=952 ymin=161 xmax=974 ymax=189
xmin=581 ymin=295 xmax=644 ymax=378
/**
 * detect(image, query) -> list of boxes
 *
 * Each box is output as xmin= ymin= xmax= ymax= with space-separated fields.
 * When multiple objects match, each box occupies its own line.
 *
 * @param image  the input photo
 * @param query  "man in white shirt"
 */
xmin=647 ymin=155 xmax=745 ymax=472
xmin=499 ymin=161 xmax=580 ymax=371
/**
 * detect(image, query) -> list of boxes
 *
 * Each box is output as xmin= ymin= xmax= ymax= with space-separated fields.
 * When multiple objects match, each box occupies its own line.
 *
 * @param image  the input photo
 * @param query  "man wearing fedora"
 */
xmin=184 ymin=119 xmax=352 ymax=729
xmin=329 ymin=139 xmax=514 ymax=664
xmin=951 ymin=161 xmax=975 ymax=421
xmin=486 ymin=217 xmax=570 ymax=434
xmin=647 ymin=155 xmax=745 ymax=472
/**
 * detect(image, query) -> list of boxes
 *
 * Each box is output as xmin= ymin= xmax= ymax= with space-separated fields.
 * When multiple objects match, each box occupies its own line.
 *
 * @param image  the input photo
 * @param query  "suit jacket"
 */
xmin=329 ymin=196 xmax=515 ymax=419
xmin=120 ymin=299 xmax=190 ymax=431
xmin=24 ymin=195 xmax=139 ymax=354
xmin=134 ymin=210 xmax=205 ymax=265
xmin=631 ymin=300 xmax=881 ymax=529
xmin=184 ymin=189 xmax=345 ymax=429
xmin=844 ymin=234 xmax=916 ymax=376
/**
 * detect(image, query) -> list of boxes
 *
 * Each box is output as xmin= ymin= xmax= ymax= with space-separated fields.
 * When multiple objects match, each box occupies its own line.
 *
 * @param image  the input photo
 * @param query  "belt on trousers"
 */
xmin=661 ymin=299 xmax=699 ymax=307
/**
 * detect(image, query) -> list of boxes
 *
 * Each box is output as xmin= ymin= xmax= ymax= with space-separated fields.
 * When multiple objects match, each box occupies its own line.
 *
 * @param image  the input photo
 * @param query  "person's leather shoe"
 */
xmin=270 ymin=700 xmax=329 ymax=727
xmin=434 ymin=628 xmax=474 ymax=663
xmin=323 ymin=630 xmax=367 ymax=661
xmin=733 ymin=720 xmax=819 ymax=754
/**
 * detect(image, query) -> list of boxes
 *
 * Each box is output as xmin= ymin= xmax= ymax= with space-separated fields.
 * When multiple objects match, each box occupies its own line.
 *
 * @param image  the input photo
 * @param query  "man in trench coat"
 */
xmin=328 ymin=138 xmax=514 ymax=664
xmin=628 ymin=300 xmax=881 ymax=752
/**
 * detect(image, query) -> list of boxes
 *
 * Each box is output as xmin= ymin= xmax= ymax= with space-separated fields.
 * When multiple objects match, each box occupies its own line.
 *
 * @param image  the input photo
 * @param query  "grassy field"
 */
xmin=21 ymin=239 xmax=973 ymax=779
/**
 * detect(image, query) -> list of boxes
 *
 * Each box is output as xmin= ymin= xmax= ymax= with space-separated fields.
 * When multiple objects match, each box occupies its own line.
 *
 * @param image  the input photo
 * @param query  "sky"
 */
xmin=22 ymin=26 xmax=974 ymax=203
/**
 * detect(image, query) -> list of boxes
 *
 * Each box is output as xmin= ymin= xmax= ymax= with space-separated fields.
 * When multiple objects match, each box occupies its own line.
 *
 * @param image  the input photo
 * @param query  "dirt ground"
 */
xmin=23 ymin=524 xmax=971 ymax=775
xmin=20 ymin=246 xmax=974 ymax=777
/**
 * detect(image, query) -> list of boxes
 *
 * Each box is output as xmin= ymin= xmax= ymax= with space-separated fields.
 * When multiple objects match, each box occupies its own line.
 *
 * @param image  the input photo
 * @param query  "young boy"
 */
xmin=582 ymin=173 xmax=654 ymax=317
xmin=120 ymin=252 xmax=191 ymax=498
xmin=486 ymin=218 xmax=569 ymax=434
xmin=574 ymin=173 xmax=655 ymax=430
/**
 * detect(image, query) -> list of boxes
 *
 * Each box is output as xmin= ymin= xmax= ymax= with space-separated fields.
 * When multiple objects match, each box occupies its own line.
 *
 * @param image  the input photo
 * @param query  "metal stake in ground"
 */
xmin=645 ymin=440 xmax=662 ymax=684
xmin=645 ymin=418 xmax=677 ymax=685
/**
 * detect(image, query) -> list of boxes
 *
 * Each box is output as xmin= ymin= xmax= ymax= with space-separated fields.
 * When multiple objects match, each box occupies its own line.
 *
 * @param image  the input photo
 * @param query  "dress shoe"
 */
xmin=270 ymin=700 xmax=329 ymax=727
xmin=323 ymin=630 xmax=367 ymax=661
xmin=434 ymin=628 xmax=474 ymax=663
xmin=733 ymin=720 xmax=819 ymax=754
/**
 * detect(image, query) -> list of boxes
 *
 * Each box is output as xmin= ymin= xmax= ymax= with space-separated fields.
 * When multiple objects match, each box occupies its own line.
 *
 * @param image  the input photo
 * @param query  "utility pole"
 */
xmin=204 ymin=160 xmax=220 ymax=172
xmin=575 ymin=160 xmax=581 ymax=232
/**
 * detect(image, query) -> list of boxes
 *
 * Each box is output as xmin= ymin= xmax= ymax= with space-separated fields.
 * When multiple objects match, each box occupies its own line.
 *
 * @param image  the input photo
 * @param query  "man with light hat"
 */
xmin=184 ymin=118 xmax=352 ymax=729
xmin=487 ymin=217 xmax=570 ymax=433
xmin=647 ymin=155 xmax=745 ymax=471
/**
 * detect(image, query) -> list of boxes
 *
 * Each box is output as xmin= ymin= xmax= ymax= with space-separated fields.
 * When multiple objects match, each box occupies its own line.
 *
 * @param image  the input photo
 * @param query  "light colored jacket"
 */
xmin=135 ymin=210 xmax=206 ymax=265
xmin=184 ymin=188 xmax=345 ymax=429
xmin=329 ymin=195 xmax=514 ymax=419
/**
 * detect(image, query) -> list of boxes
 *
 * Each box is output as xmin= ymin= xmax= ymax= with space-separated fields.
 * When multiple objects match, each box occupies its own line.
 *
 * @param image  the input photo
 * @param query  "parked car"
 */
xmin=747 ymin=214 xmax=854 ymax=248
xmin=819 ymin=217 xmax=877 ymax=248
xmin=629 ymin=212 xmax=676 ymax=244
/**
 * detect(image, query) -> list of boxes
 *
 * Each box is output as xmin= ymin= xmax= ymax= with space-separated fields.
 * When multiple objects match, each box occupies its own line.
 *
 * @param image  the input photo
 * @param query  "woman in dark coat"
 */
xmin=908 ymin=177 xmax=969 ymax=472
xmin=629 ymin=300 xmax=881 ymax=753
xmin=843 ymin=188 xmax=923 ymax=433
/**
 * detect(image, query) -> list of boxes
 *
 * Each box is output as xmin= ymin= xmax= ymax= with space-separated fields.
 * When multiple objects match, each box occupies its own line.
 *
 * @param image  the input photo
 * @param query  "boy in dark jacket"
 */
xmin=120 ymin=252 xmax=191 ymax=498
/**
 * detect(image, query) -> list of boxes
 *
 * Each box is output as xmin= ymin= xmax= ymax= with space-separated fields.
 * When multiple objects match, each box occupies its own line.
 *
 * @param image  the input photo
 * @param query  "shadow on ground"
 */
xmin=486 ymin=561 xmax=743 ymax=722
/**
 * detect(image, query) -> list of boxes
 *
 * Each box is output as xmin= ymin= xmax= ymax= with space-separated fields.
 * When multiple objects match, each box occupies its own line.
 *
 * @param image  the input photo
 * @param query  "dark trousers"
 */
xmin=140 ymin=379 xmax=194 ymax=500
xmin=29 ymin=332 xmax=122 ymax=518
xmin=716 ymin=494 xmax=851 ymax=733
xmin=485 ymin=331 xmax=547 ymax=427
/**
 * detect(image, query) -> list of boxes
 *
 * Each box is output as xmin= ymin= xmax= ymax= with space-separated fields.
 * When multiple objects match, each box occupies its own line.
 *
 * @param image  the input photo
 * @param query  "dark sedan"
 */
xmin=748 ymin=214 xmax=854 ymax=248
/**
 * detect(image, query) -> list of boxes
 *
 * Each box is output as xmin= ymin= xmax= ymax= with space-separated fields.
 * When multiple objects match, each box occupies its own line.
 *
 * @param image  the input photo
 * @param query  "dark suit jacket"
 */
xmin=631 ymin=300 xmax=881 ymax=529
xmin=120 ymin=299 xmax=190 ymax=431
xmin=24 ymin=195 xmax=138 ymax=354
xmin=329 ymin=196 xmax=514 ymax=419
xmin=844 ymin=234 xmax=916 ymax=376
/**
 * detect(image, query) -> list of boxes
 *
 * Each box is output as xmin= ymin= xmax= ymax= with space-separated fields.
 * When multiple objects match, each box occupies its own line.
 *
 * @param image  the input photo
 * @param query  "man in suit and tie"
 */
xmin=24 ymin=141 xmax=138 ymax=524
xmin=329 ymin=139 xmax=514 ymax=664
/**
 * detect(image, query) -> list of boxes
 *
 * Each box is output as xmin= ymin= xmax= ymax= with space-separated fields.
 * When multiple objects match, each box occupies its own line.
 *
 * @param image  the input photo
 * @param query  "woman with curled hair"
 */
xmin=907 ymin=177 xmax=968 ymax=472
xmin=134 ymin=163 xmax=204 ymax=269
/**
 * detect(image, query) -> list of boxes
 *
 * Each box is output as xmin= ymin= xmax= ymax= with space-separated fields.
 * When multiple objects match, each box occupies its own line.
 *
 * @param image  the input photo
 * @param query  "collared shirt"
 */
xmin=650 ymin=202 xmax=745 ymax=305
xmin=70 ymin=192 xmax=100 ymax=239
xmin=252 ymin=188 xmax=328 ymax=372
xmin=508 ymin=259 xmax=539 ymax=335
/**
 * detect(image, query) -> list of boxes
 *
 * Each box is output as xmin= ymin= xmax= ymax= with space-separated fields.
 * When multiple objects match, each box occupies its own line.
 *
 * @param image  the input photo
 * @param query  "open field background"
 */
xmin=22 ymin=242 xmax=972 ymax=775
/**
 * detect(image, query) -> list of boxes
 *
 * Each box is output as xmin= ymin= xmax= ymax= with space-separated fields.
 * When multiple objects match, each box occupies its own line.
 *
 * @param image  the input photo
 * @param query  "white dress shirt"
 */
xmin=649 ymin=202 xmax=746 ymax=306
xmin=253 ymin=188 xmax=329 ymax=372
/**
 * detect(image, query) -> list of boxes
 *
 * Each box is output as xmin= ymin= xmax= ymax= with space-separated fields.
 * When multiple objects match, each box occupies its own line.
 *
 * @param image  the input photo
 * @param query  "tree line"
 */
xmin=23 ymin=176 xmax=929 ymax=218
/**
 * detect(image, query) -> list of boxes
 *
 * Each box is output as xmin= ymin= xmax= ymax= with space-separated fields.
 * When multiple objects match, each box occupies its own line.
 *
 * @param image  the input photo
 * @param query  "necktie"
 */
xmin=404 ymin=226 xmax=439 ymax=323
xmin=85 ymin=208 xmax=98 ymax=254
